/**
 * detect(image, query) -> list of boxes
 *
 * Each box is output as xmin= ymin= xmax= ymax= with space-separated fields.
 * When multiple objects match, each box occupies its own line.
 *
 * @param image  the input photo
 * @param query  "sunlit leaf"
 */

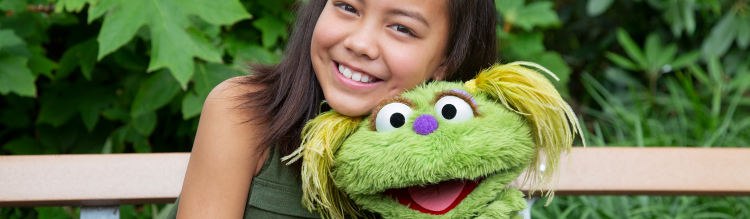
xmin=91 ymin=0 xmax=250 ymax=88
xmin=670 ymin=50 xmax=701 ymax=69
xmin=27 ymin=45 xmax=57 ymax=79
xmin=587 ymin=0 xmax=614 ymax=17
xmin=54 ymin=0 xmax=97 ymax=13
xmin=253 ymin=16 xmax=288 ymax=48
xmin=0 ymin=56 xmax=36 ymax=97
xmin=644 ymin=33 xmax=662 ymax=68
xmin=701 ymin=12 xmax=738 ymax=58
xmin=514 ymin=1 xmax=560 ymax=31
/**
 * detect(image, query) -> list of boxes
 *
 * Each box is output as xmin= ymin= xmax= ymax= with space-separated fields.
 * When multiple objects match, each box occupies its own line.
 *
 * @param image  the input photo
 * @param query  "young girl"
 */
xmin=170 ymin=0 xmax=498 ymax=218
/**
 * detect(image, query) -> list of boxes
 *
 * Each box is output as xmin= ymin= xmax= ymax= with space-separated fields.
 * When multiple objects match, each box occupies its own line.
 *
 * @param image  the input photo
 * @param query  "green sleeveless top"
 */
xmin=167 ymin=147 xmax=321 ymax=218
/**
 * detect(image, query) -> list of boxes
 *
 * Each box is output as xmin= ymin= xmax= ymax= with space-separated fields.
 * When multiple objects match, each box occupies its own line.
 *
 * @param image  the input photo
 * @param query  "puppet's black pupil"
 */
xmin=390 ymin=113 xmax=405 ymax=128
xmin=442 ymin=104 xmax=457 ymax=119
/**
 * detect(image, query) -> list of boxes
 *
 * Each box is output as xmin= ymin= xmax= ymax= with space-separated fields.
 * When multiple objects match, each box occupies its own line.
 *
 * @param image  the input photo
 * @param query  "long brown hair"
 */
xmin=238 ymin=0 xmax=498 ymax=156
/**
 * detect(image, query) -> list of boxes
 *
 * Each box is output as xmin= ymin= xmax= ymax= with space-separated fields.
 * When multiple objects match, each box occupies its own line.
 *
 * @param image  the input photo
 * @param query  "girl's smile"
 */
xmin=311 ymin=0 xmax=449 ymax=116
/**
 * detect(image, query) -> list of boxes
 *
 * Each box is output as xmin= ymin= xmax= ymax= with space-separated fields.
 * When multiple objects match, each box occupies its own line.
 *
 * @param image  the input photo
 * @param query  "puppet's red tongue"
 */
xmin=407 ymin=180 xmax=465 ymax=211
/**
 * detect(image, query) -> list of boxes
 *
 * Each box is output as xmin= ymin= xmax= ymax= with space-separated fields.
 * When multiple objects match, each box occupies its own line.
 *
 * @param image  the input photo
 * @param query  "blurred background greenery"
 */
xmin=0 ymin=0 xmax=748 ymax=218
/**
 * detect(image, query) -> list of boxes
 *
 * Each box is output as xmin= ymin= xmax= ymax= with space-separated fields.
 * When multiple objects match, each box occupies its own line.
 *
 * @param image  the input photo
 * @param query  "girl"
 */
xmin=170 ymin=0 xmax=498 ymax=218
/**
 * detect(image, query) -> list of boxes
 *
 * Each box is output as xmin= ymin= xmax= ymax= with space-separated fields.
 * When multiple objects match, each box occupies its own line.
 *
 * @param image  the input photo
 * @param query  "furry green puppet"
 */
xmin=283 ymin=62 xmax=585 ymax=219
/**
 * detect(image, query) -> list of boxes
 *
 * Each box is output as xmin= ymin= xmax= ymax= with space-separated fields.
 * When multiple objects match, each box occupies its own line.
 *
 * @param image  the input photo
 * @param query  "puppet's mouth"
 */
xmin=383 ymin=178 xmax=483 ymax=215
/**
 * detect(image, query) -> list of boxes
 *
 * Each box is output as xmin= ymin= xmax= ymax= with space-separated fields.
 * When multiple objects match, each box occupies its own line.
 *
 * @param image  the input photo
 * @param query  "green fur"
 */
xmin=332 ymin=82 xmax=535 ymax=218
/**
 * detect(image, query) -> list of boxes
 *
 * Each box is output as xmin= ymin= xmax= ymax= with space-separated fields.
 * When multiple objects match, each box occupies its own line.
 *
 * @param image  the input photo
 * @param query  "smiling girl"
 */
xmin=170 ymin=0 xmax=498 ymax=218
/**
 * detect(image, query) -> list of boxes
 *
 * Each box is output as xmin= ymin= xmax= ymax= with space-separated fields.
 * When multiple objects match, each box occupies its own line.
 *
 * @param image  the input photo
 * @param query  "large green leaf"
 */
xmin=182 ymin=92 xmax=206 ymax=120
xmin=90 ymin=0 xmax=250 ymax=89
xmin=130 ymin=70 xmax=181 ymax=117
xmin=0 ymin=29 xmax=24 ymax=49
xmin=182 ymin=62 xmax=243 ymax=119
xmin=587 ymin=0 xmax=614 ymax=17
xmin=701 ymin=12 xmax=738 ymax=58
xmin=252 ymin=16 xmax=287 ymax=48
xmin=736 ymin=16 xmax=749 ymax=49
xmin=0 ymin=56 xmax=35 ymax=97
xmin=27 ymin=45 xmax=57 ymax=79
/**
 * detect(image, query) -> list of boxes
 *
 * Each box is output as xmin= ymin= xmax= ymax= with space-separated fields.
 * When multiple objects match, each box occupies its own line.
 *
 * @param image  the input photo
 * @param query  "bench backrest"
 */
xmin=1 ymin=147 xmax=749 ymax=207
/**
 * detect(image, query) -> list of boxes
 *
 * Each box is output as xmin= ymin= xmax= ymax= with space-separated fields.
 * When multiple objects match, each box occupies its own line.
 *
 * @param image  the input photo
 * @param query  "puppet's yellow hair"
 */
xmin=282 ymin=111 xmax=365 ymax=219
xmin=467 ymin=61 xmax=585 ymax=204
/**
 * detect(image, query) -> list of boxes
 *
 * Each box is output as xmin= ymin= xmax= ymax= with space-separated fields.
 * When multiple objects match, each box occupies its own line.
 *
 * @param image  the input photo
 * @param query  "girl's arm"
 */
xmin=177 ymin=77 xmax=269 ymax=218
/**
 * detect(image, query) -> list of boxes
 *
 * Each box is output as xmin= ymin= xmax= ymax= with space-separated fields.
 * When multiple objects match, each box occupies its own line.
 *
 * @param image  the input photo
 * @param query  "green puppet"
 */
xmin=283 ymin=62 xmax=585 ymax=219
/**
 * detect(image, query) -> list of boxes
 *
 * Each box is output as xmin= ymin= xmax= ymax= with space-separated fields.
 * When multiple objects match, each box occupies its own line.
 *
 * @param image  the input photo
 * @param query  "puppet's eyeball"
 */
xmin=375 ymin=103 xmax=413 ymax=132
xmin=434 ymin=96 xmax=474 ymax=123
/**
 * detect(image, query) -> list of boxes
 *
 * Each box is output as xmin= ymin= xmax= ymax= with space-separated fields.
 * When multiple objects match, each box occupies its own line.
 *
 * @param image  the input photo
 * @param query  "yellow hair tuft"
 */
xmin=471 ymin=61 xmax=586 ymax=204
xmin=282 ymin=111 xmax=365 ymax=219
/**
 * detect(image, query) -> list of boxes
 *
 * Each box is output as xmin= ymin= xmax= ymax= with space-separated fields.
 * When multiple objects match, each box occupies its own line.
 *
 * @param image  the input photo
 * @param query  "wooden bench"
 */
xmin=2 ymin=147 xmax=749 ymax=218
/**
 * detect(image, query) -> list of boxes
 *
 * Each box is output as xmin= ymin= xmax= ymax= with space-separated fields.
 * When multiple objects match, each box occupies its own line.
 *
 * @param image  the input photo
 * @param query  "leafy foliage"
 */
xmin=1 ymin=0 xmax=749 ymax=218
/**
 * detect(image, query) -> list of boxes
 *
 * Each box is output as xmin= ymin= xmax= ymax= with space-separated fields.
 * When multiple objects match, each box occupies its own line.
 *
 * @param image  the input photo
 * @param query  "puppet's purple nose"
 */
xmin=413 ymin=114 xmax=438 ymax=135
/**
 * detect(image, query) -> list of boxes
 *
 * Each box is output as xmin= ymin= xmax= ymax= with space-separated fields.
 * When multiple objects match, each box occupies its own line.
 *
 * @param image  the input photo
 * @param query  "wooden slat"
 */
xmin=0 ymin=153 xmax=190 ymax=207
xmin=518 ymin=147 xmax=750 ymax=196
xmin=1 ymin=147 xmax=749 ymax=207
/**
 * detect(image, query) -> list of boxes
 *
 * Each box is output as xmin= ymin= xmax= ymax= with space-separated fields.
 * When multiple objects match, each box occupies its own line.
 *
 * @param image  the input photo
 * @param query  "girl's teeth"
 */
xmin=338 ymin=63 xmax=376 ymax=83
xmin=343 ymin=68 xmax=352 ymax=78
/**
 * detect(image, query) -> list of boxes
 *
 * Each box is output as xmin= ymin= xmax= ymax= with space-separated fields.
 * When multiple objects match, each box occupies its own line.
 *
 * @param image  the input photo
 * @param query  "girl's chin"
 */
xmin=325 ymin=96 xmax=378 ymax=116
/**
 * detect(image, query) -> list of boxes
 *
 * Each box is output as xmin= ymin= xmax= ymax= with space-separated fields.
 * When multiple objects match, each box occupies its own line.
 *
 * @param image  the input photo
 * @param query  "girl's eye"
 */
xmin=434 ymin=96 xmax=474 ymax=123
xmin=375 ymin=103 xmax=413 ymax=132
xmin=335 ymin=3 xmax=358 ymax=15
xmin=390 ymin=25 xmax=416 ymax=37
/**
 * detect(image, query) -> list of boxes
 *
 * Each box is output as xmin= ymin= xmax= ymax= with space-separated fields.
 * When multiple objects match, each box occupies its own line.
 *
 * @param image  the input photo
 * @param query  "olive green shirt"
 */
xmin=167 ymin=147 xmax=321 ymax=218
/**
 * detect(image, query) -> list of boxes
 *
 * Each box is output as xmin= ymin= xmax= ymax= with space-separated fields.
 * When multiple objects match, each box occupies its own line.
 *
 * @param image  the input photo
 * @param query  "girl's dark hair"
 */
xmin=238 ymin=0 xmax=498 ymax=156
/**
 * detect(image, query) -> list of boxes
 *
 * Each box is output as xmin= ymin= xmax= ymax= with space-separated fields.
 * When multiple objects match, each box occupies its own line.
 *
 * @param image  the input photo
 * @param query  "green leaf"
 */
xmin=27 ymin=45 xmax=58 ymax=79
xmin=587 ymin=0 xmax=614 ymax=16
xmin=644 ymin=33 xmax=663 ymax=69
xmin=181 ymin=92 xmax=206 ymax=120
xmin=56 ymin=39 xmax=98 ymax=80
xmin=133 ymin=138 xmax=151 ymax=153
xmin=616 ymin=29 xmax=648 ymax=68
xmin=253 ymin=16 xmax=288 ymax=48
xmin=513 ymin=1 xmax=560 ymax=31
xmin=132 ymin=111 xmax=157 ymax=136
xmin=0 ymin=108 xmax=31 ymax=128
xmin=670 ymin=50 xmax=701 ymax=69
xmin=130 ymin=69 xmax=181 ymax=117
xmin=34 ymin=207 xmax=69 ymax=219
xmin=79 ymin=89 xmax=117 ymax=132
xmin=507 ymin=32 xmax=546 ymax=57
xmin=701 ymin=12 xmax=738 ymax=58
xmin=0 ymin=56 xmax=36 ymax=97
xmin=682 ymin=0 xmax=696 ymax=35
xmin=736 ymin=16 xmax=749 ymax=49
xmin=54 ymin=0 xmax=97 ymax=13
xmin=0 ymin=29 xmax=24 ymax=49
xmin=605 ymin=52 xmax=639 ymax=71
xmin=707 ymin=56 xmax=723 ymax=83
xmin=93 ymin=0 xmax=250 ymax=89
xmin=653 ymin=44 xmax=677 ymax=71
xmin=102 ymin=107 xmax=130 ymax=122
xmin=2 ymin=135 xmax=42 ymax=155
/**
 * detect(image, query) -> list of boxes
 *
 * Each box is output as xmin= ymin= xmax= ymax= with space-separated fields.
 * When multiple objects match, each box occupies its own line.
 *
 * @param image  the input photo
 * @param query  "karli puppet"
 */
xmin=284 ymin=62 xmax=585 ymax=218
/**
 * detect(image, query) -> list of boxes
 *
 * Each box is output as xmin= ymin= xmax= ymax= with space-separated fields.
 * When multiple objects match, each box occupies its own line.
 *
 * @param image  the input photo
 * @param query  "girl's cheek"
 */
xmin=386 ymin=43 xmax=430 ymax=81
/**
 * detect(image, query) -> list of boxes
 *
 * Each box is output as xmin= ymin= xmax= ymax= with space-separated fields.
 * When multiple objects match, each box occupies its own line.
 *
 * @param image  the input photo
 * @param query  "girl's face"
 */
xmin=311 ymin=0 xmax=450 ymax=116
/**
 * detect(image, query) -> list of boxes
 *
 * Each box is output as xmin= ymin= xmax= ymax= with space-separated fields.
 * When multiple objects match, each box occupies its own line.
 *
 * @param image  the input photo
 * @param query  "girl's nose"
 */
xmin=413 ymin=115 xmax=438 ymax=135
xmin=343 ymin=24 xmax=380 ymax=60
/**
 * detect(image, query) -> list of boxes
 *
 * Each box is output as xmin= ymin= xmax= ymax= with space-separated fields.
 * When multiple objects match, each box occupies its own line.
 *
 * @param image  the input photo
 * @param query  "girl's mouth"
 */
xmin=334 ymin=61 xmax=382 ymax=84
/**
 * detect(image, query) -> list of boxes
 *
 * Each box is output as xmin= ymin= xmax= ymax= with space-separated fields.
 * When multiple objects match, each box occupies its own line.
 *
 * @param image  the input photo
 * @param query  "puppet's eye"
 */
xmin=434 ymin=96 xmax=474 ymax=123
xmin=375 ymin=103 xmax=413 ymax=132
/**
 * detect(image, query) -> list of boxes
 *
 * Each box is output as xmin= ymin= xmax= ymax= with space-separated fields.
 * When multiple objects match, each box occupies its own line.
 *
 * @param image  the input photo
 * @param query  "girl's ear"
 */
xmin=282 ymin=111 xmax=365 ymax=218
xmin=467 ymin=61 xmax=585 ymax=204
